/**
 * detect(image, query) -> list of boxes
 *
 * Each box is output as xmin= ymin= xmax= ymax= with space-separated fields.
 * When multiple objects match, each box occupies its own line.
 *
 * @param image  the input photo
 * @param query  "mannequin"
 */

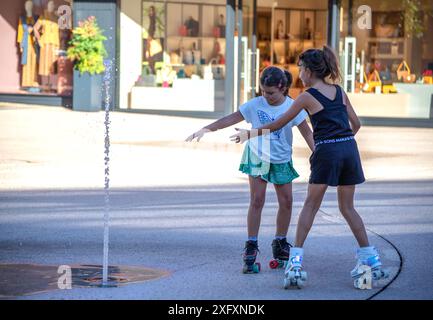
xmin=218 ymin=14 xmax=225 ymax=37
xmin=148 ymin=5 xmax=156 ymax=39
xmin=276 ymin=20 xmax=284 ymax=39
xmin=34 ymin=0 xmax=60 ymax=92
xmin=17 ymin=0 xmax=39 ymax=88
xmin=303 ymin=18 xmax=312 ymax=40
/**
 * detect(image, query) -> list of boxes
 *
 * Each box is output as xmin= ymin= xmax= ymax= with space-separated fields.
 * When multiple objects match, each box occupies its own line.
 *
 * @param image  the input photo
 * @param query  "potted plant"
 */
xmin=67 ymin=16 xmax=107 ymax=111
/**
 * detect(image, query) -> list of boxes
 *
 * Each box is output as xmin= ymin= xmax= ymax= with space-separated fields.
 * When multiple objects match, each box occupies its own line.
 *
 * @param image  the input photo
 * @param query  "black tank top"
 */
xmin=306 ymin=85 xmax=354 ymax=143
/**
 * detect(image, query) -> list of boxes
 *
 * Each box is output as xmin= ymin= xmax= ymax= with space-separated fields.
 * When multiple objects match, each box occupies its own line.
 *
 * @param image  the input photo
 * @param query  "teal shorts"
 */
xmin=239 ymin=145 xmax=299 ymax=185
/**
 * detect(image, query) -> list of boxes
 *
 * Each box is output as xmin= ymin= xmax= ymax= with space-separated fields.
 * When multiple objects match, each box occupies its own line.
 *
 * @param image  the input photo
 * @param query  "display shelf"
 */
xmin=367 ymin=37 xmax=405 ymax=43
xmin=257 ymin=8 xmax=327 ymax=69
xmin=367 ymin=36 xmax=406 ymax=63
xmin=163 ymin=2 xmax=226 ymax=70
xmin=167 ymin=36 xmax=225 ymax=40
xmin=370 ymin=54 xmax=404 ymax=59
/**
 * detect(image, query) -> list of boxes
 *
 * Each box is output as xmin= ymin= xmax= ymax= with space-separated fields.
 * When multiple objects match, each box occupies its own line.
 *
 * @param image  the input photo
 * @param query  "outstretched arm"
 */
xmin=204 ymin=111 xmax=244 ymax=132
xmin=186 ymin=111 xmax=244 ymax=142
xmin=230 ymin=94 xmax=309 ymax=143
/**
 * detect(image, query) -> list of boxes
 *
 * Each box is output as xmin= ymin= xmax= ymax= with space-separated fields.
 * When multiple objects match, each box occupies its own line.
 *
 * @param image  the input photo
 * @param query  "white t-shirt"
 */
xmin=239 ymin=96 xmax=307 ymax=164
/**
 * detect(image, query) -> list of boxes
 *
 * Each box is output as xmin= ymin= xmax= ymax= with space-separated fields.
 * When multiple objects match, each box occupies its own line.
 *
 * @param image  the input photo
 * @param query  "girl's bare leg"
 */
xmin=294 ymin=184 xmax=328 ymax=247
xmin=337 ymin=185 xmax=369 ymax=247
xmin=247 ymin=176 xmax=268 ymax=238
xmin=273 ymin=183 xmax=293 ymax=237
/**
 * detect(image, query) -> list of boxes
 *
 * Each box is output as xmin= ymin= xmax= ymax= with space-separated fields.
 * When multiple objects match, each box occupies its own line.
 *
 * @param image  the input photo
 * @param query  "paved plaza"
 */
xmin=0 ymin=103 xmax=432 ymax=300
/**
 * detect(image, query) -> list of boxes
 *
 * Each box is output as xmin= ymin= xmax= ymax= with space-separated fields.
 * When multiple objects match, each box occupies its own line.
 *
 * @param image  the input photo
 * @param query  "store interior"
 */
xmin=2 ymin=0 xmax=430 ymax=116
xmin=340 ymin=0 xmax=433 ymax=91
xmin=256 ymin=0 xmax=328 ymax=97
xmin=126 ymin=0 xmax=432 ymax=114
xmin=340 ymin=0 xmax=433 ymax=118
xmin=130 ymin=0 xmax=330 ymax=111
xmin=0 ymin=0 xmax=73 ymax=97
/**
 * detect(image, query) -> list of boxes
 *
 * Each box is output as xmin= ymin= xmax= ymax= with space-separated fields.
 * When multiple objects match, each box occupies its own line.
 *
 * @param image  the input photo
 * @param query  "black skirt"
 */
xmin=309 ymin=139 xmax=365 ymax=186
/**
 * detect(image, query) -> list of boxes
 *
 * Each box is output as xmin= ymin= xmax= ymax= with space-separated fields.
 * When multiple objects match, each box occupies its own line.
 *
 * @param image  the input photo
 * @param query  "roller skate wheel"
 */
xmin=353 ymin=277 xmax=371 ymax=290
xmin=372 ymin=270 xmax=381 ymax=280
xmin=375 ymin=268 xmax=390 ymax=279
xmin=278 ymin=260 xmax=288 ymax=269
xmin=242 ymin=265 xmax=249 ymax=274
xmin=269 ymin=260 xmax=279 ymax=269
xmin=253 ymin=263 xmax=261 ymax=273
xmin=354 ymin=278 xmax=362 ymax=289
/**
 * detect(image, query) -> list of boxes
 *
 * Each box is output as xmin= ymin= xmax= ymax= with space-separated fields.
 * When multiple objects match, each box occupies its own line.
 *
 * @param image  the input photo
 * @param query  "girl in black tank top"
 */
xmin=230 ymin=46 xmax=389 ymax=290
xmin=306 ymin=84 xmax=354 ymax=143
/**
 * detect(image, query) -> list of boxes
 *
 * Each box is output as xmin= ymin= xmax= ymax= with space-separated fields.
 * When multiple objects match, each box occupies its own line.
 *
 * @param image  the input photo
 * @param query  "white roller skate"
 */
xmin=283 ymin=247 xmax=307 ymax=289
xmin=351 ymin=246 xmax=390 ymax=289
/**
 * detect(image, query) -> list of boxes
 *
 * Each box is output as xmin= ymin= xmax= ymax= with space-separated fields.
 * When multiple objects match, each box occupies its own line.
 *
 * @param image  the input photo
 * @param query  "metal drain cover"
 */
xmin=0 ymin=263 xmax=169 ymax=298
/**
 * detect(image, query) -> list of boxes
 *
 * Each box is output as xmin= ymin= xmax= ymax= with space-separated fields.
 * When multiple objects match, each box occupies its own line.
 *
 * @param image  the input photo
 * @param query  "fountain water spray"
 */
xmin=102 ymin=59 xmax=114 ymax=287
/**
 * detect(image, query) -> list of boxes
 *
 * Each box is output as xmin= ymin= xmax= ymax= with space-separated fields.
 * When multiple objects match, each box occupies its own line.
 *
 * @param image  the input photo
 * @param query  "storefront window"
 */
xmin=339 ymin=0 xmax=433 ymax=119
xmin=0 ymin=0 xmax=74 ymax=97
xmin=140 ymin=1 xmax=226 ymax=85
xmin=256 ymin=3 xmax=328 ymax=98
xmin=125 ymin=0 xmax=226 ymax=113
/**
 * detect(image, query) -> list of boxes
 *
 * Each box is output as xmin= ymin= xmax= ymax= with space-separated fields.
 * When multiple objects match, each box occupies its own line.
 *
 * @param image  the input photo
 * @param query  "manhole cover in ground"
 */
xmin=0 ymin=264 xmax=170 ymax=298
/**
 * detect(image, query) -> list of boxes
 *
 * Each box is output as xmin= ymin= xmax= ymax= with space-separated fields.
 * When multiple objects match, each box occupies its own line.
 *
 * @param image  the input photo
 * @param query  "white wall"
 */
xmin=119 ymin=0 xmax=143 ymax=109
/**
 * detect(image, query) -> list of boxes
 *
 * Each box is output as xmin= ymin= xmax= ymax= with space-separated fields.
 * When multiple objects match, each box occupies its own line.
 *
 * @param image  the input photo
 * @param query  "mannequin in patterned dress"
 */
xmin=17 ymin=0 xmax=39 ymax=88
xmin=34 ymin=0 xmax=60 ymax=92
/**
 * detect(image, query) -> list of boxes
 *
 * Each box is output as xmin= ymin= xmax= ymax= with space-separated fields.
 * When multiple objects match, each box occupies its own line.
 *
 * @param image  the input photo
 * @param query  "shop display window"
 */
xmin=6 ymin=0 xmax=74 ymax=96
xmin=338 ymin=0 xmax=433 ymax=119
xmin=138 ymin=0 xmax=226 ymax=88
xmin=340 ymin=0 xmax=433 ymax=93
xmin=257 ymin=7 xmax=327 ymax=91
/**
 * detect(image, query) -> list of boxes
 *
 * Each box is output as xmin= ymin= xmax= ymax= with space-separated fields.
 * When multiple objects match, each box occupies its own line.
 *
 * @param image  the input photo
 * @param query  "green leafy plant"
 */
xmin=401 ymin=0 xmax=424 ymax=38
xmin=67 ymin=16 xmax=107 ymax=74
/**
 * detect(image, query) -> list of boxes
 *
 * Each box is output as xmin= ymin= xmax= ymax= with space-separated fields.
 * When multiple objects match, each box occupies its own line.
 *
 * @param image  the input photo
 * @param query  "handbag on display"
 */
xmin=148 ymin=38 xmax=162 ymax=57
xmin=362 ymin=70 xmax=382 ymax=93
xmin=422 ymin=70 xmax=433 ymax=84
xmin=179 ymin=25 xmax=187 ymax=37
xmin=396 ymin=60 xmax=416 ymax=83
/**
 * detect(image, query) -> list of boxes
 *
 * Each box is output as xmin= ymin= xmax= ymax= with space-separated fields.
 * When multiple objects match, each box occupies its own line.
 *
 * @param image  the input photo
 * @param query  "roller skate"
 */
xmin=283 ymin=247 xmax=307 ymax=289
xmin=351 ymin=246 xmax=390 ymax=289
xmin=269 ymin=238 xmax=292 ymax=269
xmin=242 ymin=240 xmax=261 ymax=274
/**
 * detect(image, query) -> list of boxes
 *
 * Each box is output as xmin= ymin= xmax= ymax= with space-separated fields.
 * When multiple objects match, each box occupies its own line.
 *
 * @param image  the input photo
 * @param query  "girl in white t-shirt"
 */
xmin=186 ymin=66 xmax=314 ymax=273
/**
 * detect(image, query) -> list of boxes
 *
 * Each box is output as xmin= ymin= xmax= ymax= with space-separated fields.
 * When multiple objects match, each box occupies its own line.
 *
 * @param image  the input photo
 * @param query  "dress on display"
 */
xmin=17 ymin=15 xmax=39 ymax=87
xmin=36 ymin=12 xmax=60 ymax=76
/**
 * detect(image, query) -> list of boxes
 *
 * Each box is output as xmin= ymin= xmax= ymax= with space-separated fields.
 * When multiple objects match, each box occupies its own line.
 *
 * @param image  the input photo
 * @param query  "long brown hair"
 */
xmin=298 ymin=46 xmax=342 ymax=83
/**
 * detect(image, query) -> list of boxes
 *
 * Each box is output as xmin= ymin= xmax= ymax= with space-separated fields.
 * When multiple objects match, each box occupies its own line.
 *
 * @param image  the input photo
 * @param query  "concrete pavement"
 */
xmin=0 ymin=103 xmax=432 ymax=300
